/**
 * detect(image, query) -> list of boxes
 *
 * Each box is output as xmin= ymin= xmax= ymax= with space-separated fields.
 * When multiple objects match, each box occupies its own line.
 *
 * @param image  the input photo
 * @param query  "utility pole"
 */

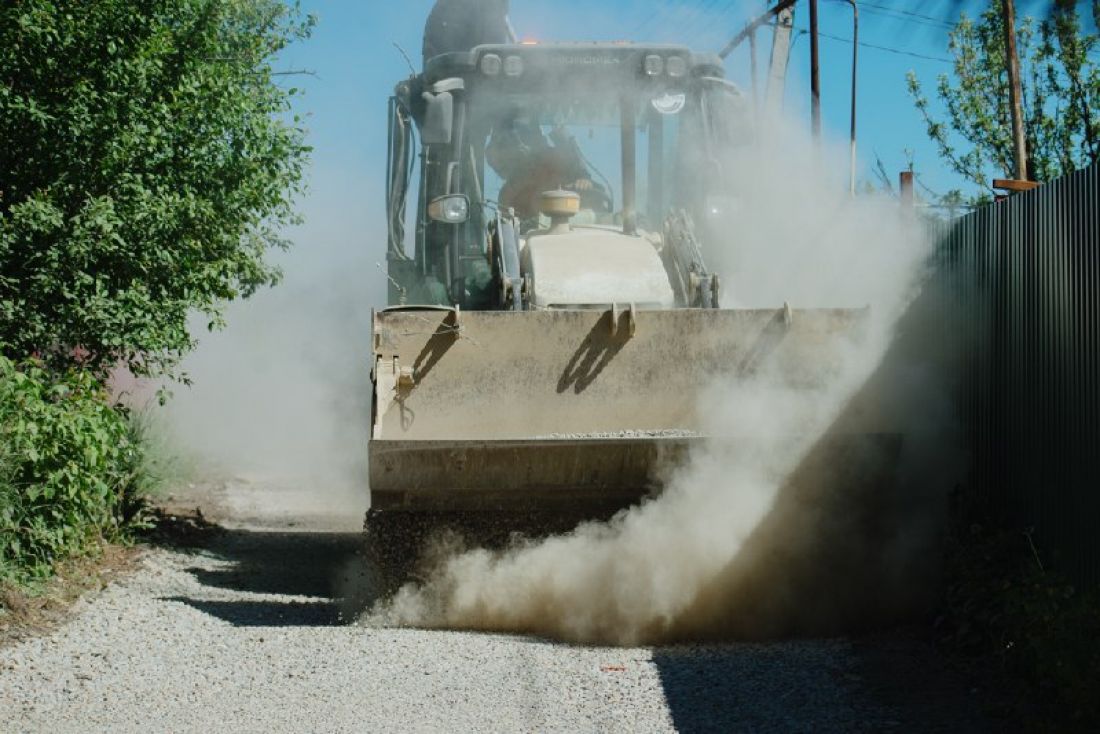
xmin=717 ymin=2 xmax=798 ymax=121
xmin=809 ymin=0 xmax=822 ymax=143
xmin=844 ymin=0 xmax=858 ymax=195
xmin=1001 ymin=0 xmax=1029 ymax=181
xmin=765 ymin=5 xmax=796 ymax=120
xmin=749 ymin=27 xmax=759 ymax=108
xmin=718 ymin=0 xmax=798 ymax=60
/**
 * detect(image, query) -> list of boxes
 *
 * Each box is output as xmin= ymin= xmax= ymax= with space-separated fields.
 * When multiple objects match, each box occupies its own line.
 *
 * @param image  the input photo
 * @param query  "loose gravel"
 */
xmin=538 ymin=430 xmax=701 ymax=440
xmin=0 ymin=515 xmax=997 ymax=733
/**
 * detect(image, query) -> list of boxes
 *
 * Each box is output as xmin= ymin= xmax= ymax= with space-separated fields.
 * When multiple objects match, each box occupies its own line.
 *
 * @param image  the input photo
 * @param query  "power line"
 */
xmin=825 ymin=30 xmax=953 ymax=63
xmin=858 ymin=1 xmax=957 ymax=29
xmin=796 ymin=25 xmax=955 ymax=62
xmin=822 ymin=0 xmax=955 ymax=32
xmin=858 ymin=5 xmax=956 ymax=31
xmin=631 ymin=8 xmax=664 ymax=37
xmin=642 ymin=0 xmax=963 ymax=40
xmin=671 ymin=0 xmax=732 ymax=41
xmin=637 ymin=1 xmax=957 ymax=61
xmin=635 ymin=0 xmax=749 ymax=43
xmin=689 ymin=0 xmax=742 ymax=34
xmin=634 ymin=2 xmax=703 ymax=41
xmin=631 ymin=1 xmax=680 ymax=38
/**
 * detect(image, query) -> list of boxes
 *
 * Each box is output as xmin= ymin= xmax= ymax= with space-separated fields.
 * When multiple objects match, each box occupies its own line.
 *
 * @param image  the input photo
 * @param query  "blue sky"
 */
xmin=279 ymin=0 xmax=989 ymax=224
xmin=272 ymin=0 xmax=1099 ymax=303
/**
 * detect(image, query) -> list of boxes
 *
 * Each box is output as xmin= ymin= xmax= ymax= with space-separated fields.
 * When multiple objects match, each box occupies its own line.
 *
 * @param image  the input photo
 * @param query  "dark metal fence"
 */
xmin=933 ymin=162 xmax=1099 ymax=585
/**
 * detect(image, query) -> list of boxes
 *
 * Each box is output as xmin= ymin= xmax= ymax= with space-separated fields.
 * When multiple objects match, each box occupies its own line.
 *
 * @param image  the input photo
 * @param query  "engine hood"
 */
xmin=522 ymin=226 xmax=675 ymax=309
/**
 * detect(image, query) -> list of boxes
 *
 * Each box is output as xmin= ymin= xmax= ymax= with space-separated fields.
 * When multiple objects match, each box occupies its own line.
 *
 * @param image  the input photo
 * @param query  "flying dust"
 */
xmin=376 ymin=115 xmax=963 ymax=645
xmin=154 ymin=194 xmax=379 ymax=525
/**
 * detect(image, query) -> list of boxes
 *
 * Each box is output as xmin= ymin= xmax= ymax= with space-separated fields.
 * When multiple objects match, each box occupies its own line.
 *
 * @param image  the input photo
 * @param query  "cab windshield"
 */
xmin=459 ymin=87 xmax=707 ymax=235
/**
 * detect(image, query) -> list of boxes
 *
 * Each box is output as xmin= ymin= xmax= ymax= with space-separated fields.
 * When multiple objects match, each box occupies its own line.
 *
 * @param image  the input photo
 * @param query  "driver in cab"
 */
xmin=486 ymin=113 xmax=609 ymax=221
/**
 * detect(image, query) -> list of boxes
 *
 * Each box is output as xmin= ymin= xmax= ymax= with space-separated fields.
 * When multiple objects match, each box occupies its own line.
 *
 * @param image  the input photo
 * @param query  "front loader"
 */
xmin=370 ymin=42 xmax=872 ymax=562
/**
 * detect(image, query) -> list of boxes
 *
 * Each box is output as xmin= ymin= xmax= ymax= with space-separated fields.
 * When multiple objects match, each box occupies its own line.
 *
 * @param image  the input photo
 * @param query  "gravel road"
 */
xmin=1 ymin=483 xmax=999 ymax=733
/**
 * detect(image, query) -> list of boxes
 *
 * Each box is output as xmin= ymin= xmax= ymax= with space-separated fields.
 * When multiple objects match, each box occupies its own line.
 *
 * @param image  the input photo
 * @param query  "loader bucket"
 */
xmin=369 ymin=306 xmax=869 ymax=512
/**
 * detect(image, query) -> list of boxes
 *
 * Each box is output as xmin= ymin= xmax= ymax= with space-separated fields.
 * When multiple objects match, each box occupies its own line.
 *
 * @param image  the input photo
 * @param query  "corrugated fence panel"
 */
xmin=933 ymin=161 xmax=1100 ymax=585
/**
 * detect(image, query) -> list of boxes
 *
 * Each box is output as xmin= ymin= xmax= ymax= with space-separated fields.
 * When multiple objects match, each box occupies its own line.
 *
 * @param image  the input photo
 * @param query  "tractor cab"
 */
xmin=385 ymin=42 xmax=751 ymax=309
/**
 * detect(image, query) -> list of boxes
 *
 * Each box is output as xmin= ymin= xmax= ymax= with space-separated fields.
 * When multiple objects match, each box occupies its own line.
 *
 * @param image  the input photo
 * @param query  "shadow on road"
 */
xmin=651 ymin=633 xmax=1000 ymax=734
xmin=165 ymin=597 xmax=345 ymax=626
xmin=652 ymin=643 xmax=860 ymax=734
xmin=153 ymin=525 xmax=379 ymax=627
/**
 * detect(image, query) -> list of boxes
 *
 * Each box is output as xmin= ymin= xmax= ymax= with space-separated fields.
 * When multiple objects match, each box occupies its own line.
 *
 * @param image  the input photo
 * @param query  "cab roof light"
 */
xmin=480 ymin=53 xmax=502 ymax=76
xmin=503 ymin=55 xmax=524 ymax=77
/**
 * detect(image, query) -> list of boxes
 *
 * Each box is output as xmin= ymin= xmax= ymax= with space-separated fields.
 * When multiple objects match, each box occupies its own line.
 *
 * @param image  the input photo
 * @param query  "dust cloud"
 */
xmin=378 ymin=114 xmax=963 ymax=645
xmin=154 ymin=190 xmax=380 ymax=521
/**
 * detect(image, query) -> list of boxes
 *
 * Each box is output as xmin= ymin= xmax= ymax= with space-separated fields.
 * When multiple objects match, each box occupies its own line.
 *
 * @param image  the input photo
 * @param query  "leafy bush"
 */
xmin=0 ymin=357 xmax=148 ymax=583
xmin=0 ymin=1 xmax=313 ymax=378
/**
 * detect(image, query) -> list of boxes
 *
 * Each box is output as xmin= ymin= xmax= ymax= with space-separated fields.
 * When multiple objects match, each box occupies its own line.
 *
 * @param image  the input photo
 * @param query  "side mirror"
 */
xmin=421 ymin=92 xmax=454 ymax=144
xmin=421 ymin=78 xmax=465 ymax=145
xmin=428 ymin=194 xmax=469 ymax=224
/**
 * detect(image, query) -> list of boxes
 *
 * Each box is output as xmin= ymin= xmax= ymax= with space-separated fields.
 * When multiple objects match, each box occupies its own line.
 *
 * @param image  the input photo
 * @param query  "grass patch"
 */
xmin=0 ymin=541 xmax=141 ymax=647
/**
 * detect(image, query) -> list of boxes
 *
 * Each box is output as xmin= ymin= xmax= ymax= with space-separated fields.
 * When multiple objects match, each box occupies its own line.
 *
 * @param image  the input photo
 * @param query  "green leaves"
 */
xmin=0 ymin=357 xmax=146 ymax=583
xmin=0 ymin=1 xmax=313 ymax=583
xmin=0 ymin=0 xmax=313 ymax=378
xmin=909 ymin=4 xmax=1100 ymax=202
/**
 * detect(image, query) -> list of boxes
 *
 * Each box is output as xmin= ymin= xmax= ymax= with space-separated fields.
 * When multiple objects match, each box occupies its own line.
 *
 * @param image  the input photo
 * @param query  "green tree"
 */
xmin=0 ymin=0 xmax=314 ymax=379
xmin=907 ymin=1 xmax=1100 ymax=199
